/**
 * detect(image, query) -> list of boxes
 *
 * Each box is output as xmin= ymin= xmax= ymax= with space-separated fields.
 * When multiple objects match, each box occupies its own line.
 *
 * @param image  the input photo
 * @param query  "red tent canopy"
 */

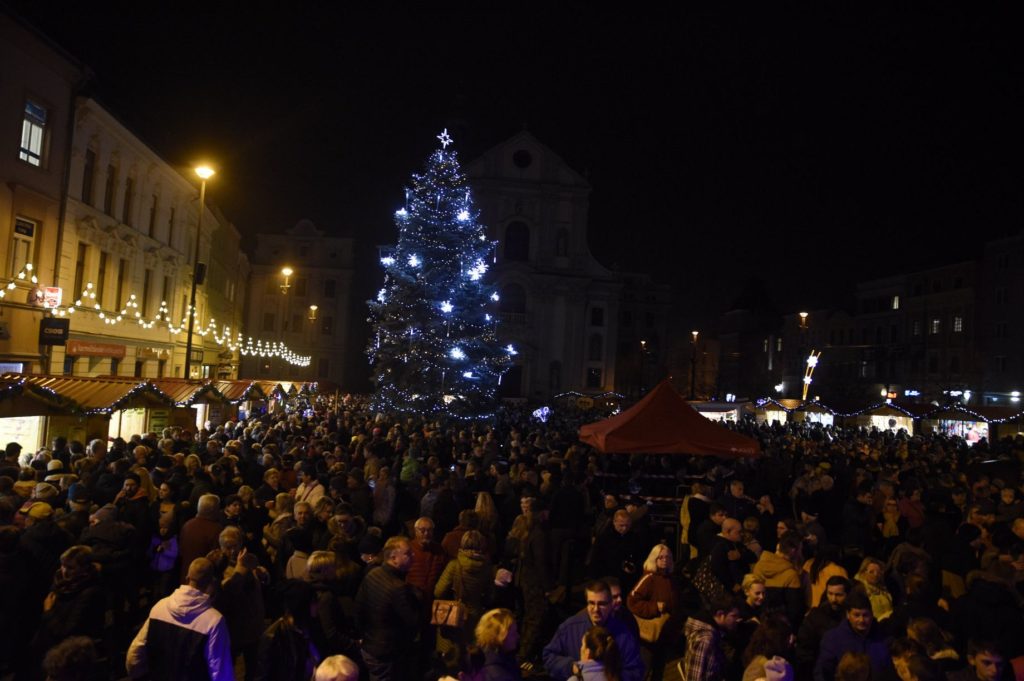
xmin=578 ymin=380 xmax=761 ymax=457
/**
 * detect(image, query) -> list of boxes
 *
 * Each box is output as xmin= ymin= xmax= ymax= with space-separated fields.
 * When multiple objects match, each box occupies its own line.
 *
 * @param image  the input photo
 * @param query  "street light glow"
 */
xmin=195 ymin=165 xmax=215 ymax=180
xmin=281 ymin=267 xmax=293 ymax=277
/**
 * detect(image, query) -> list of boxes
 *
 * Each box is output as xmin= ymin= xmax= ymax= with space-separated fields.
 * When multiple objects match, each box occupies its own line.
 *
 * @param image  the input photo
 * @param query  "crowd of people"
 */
xmin=1 ymin=393 xmax=1023 ymax=681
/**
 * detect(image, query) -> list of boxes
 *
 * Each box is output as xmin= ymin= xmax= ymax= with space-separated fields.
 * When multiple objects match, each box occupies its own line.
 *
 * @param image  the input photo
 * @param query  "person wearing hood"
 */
xmin=752 ymin=532 xmax=806 ymax=627
xmin=950 ymin=560 xmax=1024 ymax=659
xmin=30 ymin=544 xmax=106 ymax=667
xmin=127 ymin=556 xmax=234 ymax=680
xmin=434 ymin=529 xmax=496 ymax=670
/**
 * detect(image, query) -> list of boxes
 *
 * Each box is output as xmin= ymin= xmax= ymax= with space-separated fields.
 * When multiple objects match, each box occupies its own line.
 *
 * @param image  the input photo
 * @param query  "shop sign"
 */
xmin=576 ymin=396 xmax=594 ymax=409
xmin=66 ymin=340 xmax=126 ymax=358
xmin=43 ymin=287 xmax=62 ymax=308
xmin=148 ymin=409 xmax=169 ymax=433
xmin=39 ymin=318 xmax=70 ymax=346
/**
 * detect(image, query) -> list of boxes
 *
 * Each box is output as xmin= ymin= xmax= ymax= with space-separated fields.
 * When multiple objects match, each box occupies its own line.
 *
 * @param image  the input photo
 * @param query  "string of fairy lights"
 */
xmin=0 ymin=263 xmax=310 ymax=367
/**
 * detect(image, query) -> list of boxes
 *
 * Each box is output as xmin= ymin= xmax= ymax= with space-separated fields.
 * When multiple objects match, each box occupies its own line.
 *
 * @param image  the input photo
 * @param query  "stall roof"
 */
xmin=921 ymin=403 xmax=1024 ymax=423
xmin=0 ymin=377 xmax=79 ymax=417
xmin=149 ymin=379 xmax=229 ymax=406
xmin=2 ymin=374 xmax=176 ymax=413
xmin=215 ymin=380 xmax=267 ymax=403
xmin=579 ymin=380 xmax=761 ymax=457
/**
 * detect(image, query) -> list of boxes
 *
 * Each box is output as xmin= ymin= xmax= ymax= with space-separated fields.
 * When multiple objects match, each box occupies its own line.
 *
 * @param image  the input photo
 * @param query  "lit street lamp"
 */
xmin=308 ymin=304 xmax=318 ymax=321
xmin=184 ymin=165 xmax=215 ymax=379
xmin=690 ymin=330 xmax=699 ymax=400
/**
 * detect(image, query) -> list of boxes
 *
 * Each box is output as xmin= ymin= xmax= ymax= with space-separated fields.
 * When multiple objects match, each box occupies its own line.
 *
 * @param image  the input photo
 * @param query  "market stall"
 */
xmin=755 ymin=398 xmax=800 ymax=425
xmin=852 ymin=402 xmax=917 ymax=434
xmin=793 ymin=400 xmax=836 ymax=426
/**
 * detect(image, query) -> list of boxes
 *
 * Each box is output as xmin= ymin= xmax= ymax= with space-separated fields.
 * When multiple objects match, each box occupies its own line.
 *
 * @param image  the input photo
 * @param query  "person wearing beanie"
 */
xmin=58 ymin=484 xmax=93 ymax=541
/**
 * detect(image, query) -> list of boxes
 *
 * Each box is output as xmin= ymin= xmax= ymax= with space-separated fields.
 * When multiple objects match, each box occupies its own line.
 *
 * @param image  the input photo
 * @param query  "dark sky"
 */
xmin=10 ymin=3 xmax=1022 ymax=320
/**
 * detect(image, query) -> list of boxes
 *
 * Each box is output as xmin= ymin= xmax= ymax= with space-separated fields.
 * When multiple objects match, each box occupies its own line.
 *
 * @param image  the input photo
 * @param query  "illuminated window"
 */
xmin=19 ymin=100 xmax=47 ymax=166
xmin=891 ymin=295 xmax=900 ymax=310
xmin=930 ymin=318 xmax=941 ymax=335
xmin=776 ymin=338 xmax=782 ymax=352
xmin=912 ymin=320 xmax=921 ymax=336
xmin=953 ymin=316 xmax=963 ymax=333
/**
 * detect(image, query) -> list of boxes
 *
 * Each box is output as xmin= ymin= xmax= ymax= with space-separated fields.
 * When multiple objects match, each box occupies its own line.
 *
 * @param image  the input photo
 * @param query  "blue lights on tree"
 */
xmin=367 ymin=130 xmax=511 ymax=416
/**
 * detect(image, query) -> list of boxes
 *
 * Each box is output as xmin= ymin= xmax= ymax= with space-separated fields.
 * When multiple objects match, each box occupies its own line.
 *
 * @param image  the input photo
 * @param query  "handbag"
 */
xmin=692 ymin=556 xmax=727 ymax=605
xmin=431 ymin=561 xmax=467 ymax=628
xmin=635 ymin=612 xmax=670 ymax=644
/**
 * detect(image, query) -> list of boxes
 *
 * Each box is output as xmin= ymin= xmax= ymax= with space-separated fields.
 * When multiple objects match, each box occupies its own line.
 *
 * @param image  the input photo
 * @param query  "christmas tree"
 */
xmin=367 ymin=130 xmax=512 ymax=417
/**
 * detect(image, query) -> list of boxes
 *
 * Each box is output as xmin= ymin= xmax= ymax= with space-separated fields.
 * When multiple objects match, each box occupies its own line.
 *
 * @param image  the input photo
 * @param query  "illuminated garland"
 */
xmin=0 ymin=264 xmax=310 ymax=367
xmin=367 ymin=130 xmax=512 ymax=416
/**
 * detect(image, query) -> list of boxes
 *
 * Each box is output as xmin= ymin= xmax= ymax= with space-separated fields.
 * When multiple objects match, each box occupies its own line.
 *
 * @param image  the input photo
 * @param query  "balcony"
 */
xmin=498 ymin=312 xmax=528 ymax=325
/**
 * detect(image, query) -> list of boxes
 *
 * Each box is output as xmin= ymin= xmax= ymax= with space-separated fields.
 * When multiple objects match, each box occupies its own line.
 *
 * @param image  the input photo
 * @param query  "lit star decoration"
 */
xmin=366 ymin=131 xmax=511 ymax=416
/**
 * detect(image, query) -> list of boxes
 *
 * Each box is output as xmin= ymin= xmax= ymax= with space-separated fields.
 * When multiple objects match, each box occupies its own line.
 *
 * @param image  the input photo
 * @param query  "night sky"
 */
xmin=9 ymin=4 xmax=1021 ymax=321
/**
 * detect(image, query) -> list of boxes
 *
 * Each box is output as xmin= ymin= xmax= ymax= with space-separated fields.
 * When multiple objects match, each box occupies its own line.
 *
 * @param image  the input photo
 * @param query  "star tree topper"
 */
xmin=437 ymin=128 xmax=453 ymax=148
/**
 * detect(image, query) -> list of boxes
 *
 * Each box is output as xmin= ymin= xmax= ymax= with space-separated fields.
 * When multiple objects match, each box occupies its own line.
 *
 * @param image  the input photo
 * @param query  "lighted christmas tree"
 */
xmin=367 ymin=130 xmax=512 ymax=416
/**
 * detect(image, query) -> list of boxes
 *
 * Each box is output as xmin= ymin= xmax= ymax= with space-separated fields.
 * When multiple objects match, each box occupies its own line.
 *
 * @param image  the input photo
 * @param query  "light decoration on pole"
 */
xmin=366 ymin=130 xmax=510 ymax=416
xmin=801 ymin=350 xmax=822 ymax=401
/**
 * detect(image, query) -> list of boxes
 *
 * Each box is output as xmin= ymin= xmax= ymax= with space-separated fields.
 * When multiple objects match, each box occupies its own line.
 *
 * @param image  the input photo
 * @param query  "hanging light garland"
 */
xmin=1 ymin=264 xmax=311 ymax=367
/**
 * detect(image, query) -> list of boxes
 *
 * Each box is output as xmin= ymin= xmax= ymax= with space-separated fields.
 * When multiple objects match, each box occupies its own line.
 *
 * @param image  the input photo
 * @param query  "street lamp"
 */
xmin=639 ymin=339 xmax=648 ymax=396
xmin=280 ymin=267 xmax=293 ymax=294
xmin=184 ymin=165 xmax=215 ymax=379
xmin=307 ymin=304 xmax=318 ymax=321
xmin=690 ymin=330 xmax=699 ymax=400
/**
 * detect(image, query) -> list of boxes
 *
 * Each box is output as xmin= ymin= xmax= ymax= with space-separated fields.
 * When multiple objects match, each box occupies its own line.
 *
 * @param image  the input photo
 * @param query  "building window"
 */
xmin=122 ymin=177 xmax=134 ymax=225
xmin=19 ymin=100 xmax=47 ymax=166
xmin=891 ymin=295 xmax=900 ymax=310
xmin=134 ymin=360 xmax=144 ymax=377
xmin=318 ymin=357 xmax=330 ymax=378
xmin=555 ymin=228 xmax=569 ymax=256
xmin=930 ymin=318 xmax=941 ymax=335
xmin=586 ymin=367 xmax=603 ymax=389
xmin=321 ymin=316 xmax=334 ymax=335
xmin=9 ymin=217 xmax=35 ymax=276
xmin=912 ymin=320 xmax=921 ymax=336
xmin=73 ymin=242 xmax=89 ymax=297
xmin=157 ymin=359 xmax=166 ymax=377
xmin=63 ymin=356 xmax=75 ymax=376
xmin=262 ymin=313 xmax=275 ymax=332
xmin=103 ymin=165 xmax=117 ymax=215
xmin=953 ymin=316 xmax=963 ymax=333
xmin=110 ymin=357 xmax=120 ymax=376
xmin=324 ymin=279 xmax=336 ymax=298
xmin=504 ymin=221 xmax=529 ymax=261
xmin=950 ymin=356 xmax=960 ymax=373
xmin=928 ymin=355 xmax=938 ymax=374
xmin=81 ymin=148 xmax=96 ymax=205
xmin=148 ymin=195 xmax=158 ymax=236
xmin=996 ymin=322 xmax=1009 ymax=339
xmin=776 ymin=338 xmax=782 ymax=352
xmin=167 ymin=207 xmax=176 ymax=247
xmin=588 ymin=333 xmax=603 ymax=361
xmin=116 ymin=258 xmax=128 ymax=310
xmin=96 ymin=252 xmax=108 ymax=306
xmin=141 ymin=269 xmax=153 ymax=317
xmin=590 ymin=307 xmax=604 ymax=327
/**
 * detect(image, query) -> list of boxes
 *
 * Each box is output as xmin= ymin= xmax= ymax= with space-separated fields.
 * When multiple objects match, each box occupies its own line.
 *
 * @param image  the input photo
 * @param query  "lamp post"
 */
xmin=639 ymin=339 xmax=648 ymax=396
xmin=277 ymin=267 xmax=294 ymax=375
xmin=690 ymin=330 xmax=699 ymax=400
xmin=184 ymin=165 xmax=214 ymax=379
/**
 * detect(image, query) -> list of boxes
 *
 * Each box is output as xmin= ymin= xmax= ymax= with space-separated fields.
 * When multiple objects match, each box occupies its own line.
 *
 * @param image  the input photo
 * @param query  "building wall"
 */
xmin=49 ymin=98 xmax=249 ymax=379
xmin=240 ymin=220 xmax=354 ymax=385
xmin=0 ymin=13 xmax=85 ymax=371
xmin=465 ymin=132 xmax=627 ymax=399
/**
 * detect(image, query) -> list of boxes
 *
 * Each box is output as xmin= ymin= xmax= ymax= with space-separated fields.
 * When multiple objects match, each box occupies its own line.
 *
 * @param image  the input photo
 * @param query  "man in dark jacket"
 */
xmin=814 ymin=591 xmax=892 ymax=681
xmin=796 ymin=576 xmax=849 ymax=678
xmin=709 ymin=518 xmax=756 ymax=594
xmin=355 ymin=536 xmax=419 ymax=681
xmin=950 ymin=563 xmax=1024 ymax=659
xmin=589 ymin=509 xmax=645 ymax=592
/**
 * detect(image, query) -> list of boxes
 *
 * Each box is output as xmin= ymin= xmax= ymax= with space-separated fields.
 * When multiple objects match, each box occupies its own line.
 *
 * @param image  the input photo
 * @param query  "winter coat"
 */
xmin=254 ymin=617 xmax=320 ymax=681
xmin=407 ymin=540 xmax=447 ymax=599
xmin=126 ymin=584 xmax=234 ymax=681
xmin=542 ymin=610 xmax=644 ymax=681
xmin=813 ymin=619 xmax=891 ymax=681
xmin=354 ymin=563 xmax=419 ymax=659
xmin=753 ymin=550 xmax=805 ymax=626
xmin=577 ymin=659 xmax=611 ymax=680
xmin=31 ymin=566 xmax=105 ymax=660
xmin=950 ymin=572 xmax=1024 ymax=658
xmin=627 ymin=571 xmax=684 ymax=625
xmin=680 ymin=616 xmax=725 ymax=681
xmin=467 ymin=649 xmax=521 ymax=681
xmin=178 ymin=515 xmax=224 ymax=583
xmin=435 ymin=550 xmax=495 ymax=665
xmin=795 ymin=603 xmax=842 ymax=671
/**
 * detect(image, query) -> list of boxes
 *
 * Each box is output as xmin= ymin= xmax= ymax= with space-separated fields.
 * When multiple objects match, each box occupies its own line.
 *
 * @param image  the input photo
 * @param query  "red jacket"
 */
xmin=406 ymin=540 xmax=447 ymax=598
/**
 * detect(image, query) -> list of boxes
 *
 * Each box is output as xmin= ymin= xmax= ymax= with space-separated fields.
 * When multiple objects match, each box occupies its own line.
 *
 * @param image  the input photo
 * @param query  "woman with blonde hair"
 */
xmin=854 ymin=557 xmax=893 ymax=621
xmin=475 ymin=491 xmax=499 ymax=538
xmin=463 ymin=608 xmax=520 ymax=680
xmin=626 ymin=543 xmax=682 ymax=681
